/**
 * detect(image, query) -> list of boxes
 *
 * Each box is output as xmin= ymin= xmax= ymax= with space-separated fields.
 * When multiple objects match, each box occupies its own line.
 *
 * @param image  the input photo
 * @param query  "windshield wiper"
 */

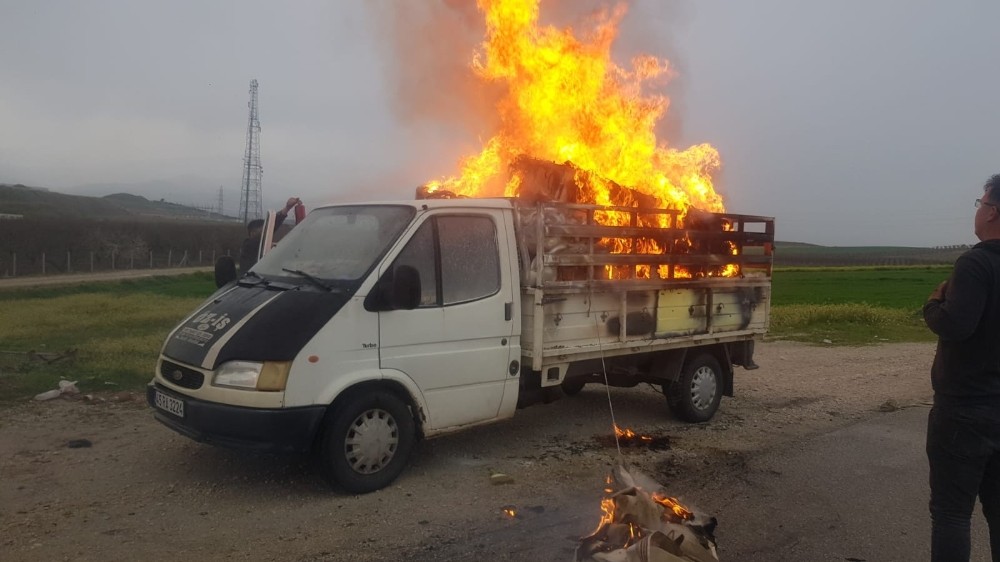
xmin=238 ymin=270 xmax=267 ymax=285
xmin=281 ymin=268 xmax=336 ymax=292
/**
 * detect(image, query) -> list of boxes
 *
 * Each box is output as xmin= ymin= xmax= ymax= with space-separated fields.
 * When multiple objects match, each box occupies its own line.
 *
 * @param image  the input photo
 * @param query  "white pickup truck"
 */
xmin=147 ymin=197 xmax=773 ymax=493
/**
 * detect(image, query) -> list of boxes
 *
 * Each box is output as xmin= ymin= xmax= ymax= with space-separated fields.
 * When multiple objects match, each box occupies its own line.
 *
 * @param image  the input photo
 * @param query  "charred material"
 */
xmin=506 ymin=159 xmax=774 ymax=287
xmin=594 ymin=427 xmax=672 ymax=451
xmin=509 ymin=156 xmax=659 ymax=209
xmin=577 ymin=462 xmax=719 ymax=562
xmin=415 ymin=185 xmax=466 ymax=200
xmin=606 ymin=311 xmax=656 ymax=336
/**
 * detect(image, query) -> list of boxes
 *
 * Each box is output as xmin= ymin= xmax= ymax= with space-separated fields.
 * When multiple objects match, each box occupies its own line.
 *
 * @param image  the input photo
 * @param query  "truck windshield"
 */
xmin=251 ymin=205 xmax=415 ymax=283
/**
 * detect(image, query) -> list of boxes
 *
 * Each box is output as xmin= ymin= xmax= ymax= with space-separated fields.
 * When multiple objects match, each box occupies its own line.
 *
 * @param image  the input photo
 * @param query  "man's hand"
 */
xmin=928 ymin=280 xmax=949 ymax=302
xmin=284 ymin=197 xmax=301 ymax=212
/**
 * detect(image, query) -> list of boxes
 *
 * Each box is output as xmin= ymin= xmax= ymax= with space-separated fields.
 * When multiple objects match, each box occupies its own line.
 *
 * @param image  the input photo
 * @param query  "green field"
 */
xmin=0 ymin=267 xmax=948 ymax=402
xmin=769 ymin=266 xmax=947 ymax=345
xmin=0 ymin=273 xmax=214 ymax=402
xmin=772 ymin=266 xmax=950 ymax=308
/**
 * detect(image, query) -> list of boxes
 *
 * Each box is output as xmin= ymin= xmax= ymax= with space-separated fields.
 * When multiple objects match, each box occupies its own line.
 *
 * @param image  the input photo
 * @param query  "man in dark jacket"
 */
xmin=924 ymin=174 xmax=1000 ymax=561
xmin=238 ymin=197 xmax=300 ymax=274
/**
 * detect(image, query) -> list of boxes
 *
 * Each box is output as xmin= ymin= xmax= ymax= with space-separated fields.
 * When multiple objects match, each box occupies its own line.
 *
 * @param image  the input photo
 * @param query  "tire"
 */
xmin=561 ymin=378 xmax=586 ymax=396
xmin=318 ymin=390 xmax=416 ymax=494
xmin=665 ymin=353 xmax=723 ymax=423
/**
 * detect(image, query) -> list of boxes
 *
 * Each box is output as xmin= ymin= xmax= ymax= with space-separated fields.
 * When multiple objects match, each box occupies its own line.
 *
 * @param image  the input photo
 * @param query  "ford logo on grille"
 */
xmin=171 ymin=370 xmax=184 ymax=381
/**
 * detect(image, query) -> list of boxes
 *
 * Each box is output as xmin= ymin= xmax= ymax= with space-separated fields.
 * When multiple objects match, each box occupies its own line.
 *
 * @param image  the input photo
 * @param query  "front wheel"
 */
xmin=318 ymin=390 xmax=416 ymax=494
xmin=665 ymin=353 xmax=723 ymax=423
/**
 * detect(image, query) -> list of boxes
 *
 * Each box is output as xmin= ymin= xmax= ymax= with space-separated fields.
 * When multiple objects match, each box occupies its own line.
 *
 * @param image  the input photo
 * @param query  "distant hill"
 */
xmin=772 ymin=241 xmax=964 ymax=267
xmin=772 ymin=241 xmax=820 ymax=248
xmin=0 ymin=183 xmax=966 ymax=267
xmin=0 ymin=183 xmax=235 ymax=221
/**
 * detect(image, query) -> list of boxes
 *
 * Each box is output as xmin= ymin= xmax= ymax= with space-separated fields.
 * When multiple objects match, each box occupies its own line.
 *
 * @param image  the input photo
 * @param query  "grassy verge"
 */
xmin=0 ymin=273 xmax=214 ymax=402
xmin=0 ymin=267 xmax=950 ymax=402
xmin=768 ymin=265 xmax=947 ymax=344
xmin=769 ymin=303 xmax=935 ymax=345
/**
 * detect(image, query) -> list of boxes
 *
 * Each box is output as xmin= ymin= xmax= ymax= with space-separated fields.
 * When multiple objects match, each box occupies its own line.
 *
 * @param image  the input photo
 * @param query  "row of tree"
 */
xmin=0 ymin=217 xmax=245 ymax=276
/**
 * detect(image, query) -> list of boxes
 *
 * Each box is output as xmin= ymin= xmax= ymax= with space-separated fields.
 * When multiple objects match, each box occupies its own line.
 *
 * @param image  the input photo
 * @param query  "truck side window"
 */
xmin=392 ymin=221 xmax=438 ymax=306
xmin=390 ymin=214 xmax=500 ymax=307
xmin=438 ymin=216 xmax=500 ymax=305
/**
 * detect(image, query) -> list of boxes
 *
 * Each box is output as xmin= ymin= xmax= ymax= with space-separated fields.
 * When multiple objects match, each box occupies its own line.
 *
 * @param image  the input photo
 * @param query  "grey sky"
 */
xmin=1 ymin=0 xmax=997 ymax=246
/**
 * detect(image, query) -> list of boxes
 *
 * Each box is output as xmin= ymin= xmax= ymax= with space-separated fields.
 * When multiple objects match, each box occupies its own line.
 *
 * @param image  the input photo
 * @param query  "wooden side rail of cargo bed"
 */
xmin=512 ymin=201 xmax=775 ymax=291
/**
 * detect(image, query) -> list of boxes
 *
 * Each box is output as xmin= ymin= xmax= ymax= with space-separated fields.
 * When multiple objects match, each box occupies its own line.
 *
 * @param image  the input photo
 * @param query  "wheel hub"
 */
xmin=344 ymin=408 xmax=399 ymax=474
xmin=689 ymin=366 xmax=718 ymax=410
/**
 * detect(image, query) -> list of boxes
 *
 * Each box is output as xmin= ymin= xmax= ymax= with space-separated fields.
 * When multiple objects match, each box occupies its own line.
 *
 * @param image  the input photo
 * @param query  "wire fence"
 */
xmin=0 ymin=249 xmax=235 ymax=278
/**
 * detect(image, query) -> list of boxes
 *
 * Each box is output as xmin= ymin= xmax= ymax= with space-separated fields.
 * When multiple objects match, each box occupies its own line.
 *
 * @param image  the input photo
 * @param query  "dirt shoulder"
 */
xmin=0 ymin=267 xmax=212 ymax=290
xmin=0 ymin=341 xmax=935 ymax=561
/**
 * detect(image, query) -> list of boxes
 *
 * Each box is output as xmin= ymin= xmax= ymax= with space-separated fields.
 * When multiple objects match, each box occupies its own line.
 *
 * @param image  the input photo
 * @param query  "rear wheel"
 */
xmin=665 ymin=353 xmax=723 ymax=423
xmin=318 ymin=390 xmax=416 ymax=494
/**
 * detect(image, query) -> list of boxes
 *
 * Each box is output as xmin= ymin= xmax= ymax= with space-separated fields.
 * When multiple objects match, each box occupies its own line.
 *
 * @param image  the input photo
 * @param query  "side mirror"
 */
xmin=364 ymin=265 xmax=422 ymax=312
xmin=214 ymin=256 xmax=237 ymax=288
xmin=391 ymin=265 xmax=421 ymax=310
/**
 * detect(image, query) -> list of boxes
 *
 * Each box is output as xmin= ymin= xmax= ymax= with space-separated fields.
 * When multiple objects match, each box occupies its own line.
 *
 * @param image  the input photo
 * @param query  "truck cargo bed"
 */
xmin=513 ymin=201 xmax=773 ymax=373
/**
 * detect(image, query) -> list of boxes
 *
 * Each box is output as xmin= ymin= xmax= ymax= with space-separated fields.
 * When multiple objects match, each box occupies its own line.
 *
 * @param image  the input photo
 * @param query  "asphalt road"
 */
xmin=403 ymin=405 xmax=994 ymax=562
xmin=693 ymin=405 xmax=992 ymax=561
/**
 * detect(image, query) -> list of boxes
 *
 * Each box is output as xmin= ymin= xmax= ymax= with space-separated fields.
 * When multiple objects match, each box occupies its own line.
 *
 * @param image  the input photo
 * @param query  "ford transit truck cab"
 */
xmin=148 ymin=197 xmax=773 ymax=493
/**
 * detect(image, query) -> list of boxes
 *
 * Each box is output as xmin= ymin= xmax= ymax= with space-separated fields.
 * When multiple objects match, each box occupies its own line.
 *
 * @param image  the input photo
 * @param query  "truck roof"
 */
xmin=313 ymin=198 xmax=514 ymax=212
xmin=311 ymin=198 xmax=773 ymax=224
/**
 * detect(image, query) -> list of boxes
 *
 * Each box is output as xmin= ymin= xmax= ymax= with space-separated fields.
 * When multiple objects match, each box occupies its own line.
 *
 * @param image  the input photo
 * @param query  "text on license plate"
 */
xmin=155 ymin=391 xmax=184 ymax=418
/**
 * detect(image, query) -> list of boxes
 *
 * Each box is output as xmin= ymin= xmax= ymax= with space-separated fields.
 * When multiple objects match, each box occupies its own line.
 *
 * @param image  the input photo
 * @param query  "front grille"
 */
xmin=160 ymin=360 xmax=205 ymax=390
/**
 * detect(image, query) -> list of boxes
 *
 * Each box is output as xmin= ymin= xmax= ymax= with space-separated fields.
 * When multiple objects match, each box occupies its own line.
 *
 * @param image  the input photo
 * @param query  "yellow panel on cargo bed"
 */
xmin=655 ymin=289 xmax=706 ymax=335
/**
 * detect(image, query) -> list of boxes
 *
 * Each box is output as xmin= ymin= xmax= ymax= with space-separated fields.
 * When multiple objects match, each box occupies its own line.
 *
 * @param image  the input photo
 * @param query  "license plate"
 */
xmin=154 ymin=390 xmax=184 ymax=418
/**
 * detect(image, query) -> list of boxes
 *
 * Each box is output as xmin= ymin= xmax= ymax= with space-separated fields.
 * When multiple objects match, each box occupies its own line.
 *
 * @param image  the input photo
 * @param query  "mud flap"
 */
xmin=730 ymin=340 xmax=759 ymax=370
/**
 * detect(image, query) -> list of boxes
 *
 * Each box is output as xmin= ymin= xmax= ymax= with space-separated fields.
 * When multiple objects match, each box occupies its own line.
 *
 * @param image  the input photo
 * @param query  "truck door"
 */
xmin=257 ymin=210 xmax=276 ymax=260
xmin=376 ymin=210 xmax=516 ymax=430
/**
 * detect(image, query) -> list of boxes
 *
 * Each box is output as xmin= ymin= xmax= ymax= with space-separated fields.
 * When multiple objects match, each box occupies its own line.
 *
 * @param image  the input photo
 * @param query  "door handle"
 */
xmin=504 ymin=301 xmax=513 ymax=321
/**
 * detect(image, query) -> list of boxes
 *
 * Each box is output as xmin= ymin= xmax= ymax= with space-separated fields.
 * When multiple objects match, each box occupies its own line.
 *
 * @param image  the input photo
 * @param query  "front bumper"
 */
xmin=147 ymin=383 xmax=326 ymax=453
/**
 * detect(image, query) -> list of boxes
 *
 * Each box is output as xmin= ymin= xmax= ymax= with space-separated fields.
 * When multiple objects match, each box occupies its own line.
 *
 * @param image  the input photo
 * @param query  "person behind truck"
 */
xmin=923 ymin=173 xmax=1000 ymax=561
xmin=238 ymin=197 xmax=301 ymax=274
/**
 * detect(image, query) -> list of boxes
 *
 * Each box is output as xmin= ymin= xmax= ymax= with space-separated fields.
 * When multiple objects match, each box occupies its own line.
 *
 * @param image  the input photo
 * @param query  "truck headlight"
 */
xmin=212 ymin=361 xmax=292 ymax=391
xmin=213 ymin=361 xmax=263 ymax=389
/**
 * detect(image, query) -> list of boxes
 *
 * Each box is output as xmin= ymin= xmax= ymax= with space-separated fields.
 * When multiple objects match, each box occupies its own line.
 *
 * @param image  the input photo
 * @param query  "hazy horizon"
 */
xmin=2 ymin=0 xmax=997 ymax=247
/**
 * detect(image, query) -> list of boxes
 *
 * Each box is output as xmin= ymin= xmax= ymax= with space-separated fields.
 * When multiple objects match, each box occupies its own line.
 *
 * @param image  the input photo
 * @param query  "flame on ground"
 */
xmin=614 ymin=424 xmax=653 ymax=443
xmin=592 ymin=477 xmax=695 ymax=548
xmin=579 ymin=464 xmax=719 ymax=561
xmin=652 ymin=493 xmax=695 ymax=522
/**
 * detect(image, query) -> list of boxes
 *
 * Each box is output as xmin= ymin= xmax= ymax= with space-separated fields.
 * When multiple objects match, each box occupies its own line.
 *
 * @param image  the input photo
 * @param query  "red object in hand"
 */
xmin=294 ymin=203 xmax=306 ymax=224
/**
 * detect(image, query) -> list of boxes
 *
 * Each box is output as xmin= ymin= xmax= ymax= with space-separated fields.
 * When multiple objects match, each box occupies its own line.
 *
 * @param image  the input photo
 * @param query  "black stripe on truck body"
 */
xmin=163 ymin=285 xmax=349 ymax=368
xmin=215 ymin=289 xmax=348 ymax=366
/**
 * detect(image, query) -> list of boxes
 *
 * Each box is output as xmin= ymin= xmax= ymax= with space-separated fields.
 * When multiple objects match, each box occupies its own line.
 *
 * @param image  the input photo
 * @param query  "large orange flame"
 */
xmin=426 ymin=0 xmax=724 ymax=217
